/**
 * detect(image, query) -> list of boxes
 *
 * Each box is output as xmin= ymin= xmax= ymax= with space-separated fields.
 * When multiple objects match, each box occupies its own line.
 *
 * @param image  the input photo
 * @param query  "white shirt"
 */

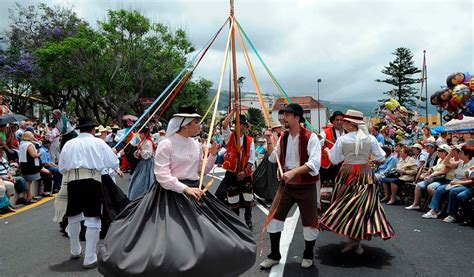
xmin=329 ymin=132 xmax=385 ymax=165
xmin=58 ymin=133 xmax=119 ymax=174
xmin=222 ymin=128 xmax=256 ymax=164
xmin=268 ymin=131 xmax=321 ymax=176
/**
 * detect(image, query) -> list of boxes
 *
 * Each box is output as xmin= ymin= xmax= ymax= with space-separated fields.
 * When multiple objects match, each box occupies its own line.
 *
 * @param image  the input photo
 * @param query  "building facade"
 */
xmin=271 ymin=96 xmax=328 ymax=132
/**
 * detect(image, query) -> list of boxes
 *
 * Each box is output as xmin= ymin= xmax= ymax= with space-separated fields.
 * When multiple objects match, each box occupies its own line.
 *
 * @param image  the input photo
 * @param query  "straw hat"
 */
xmin=105 ymin=126 xmax=112 ymax=133
xmin=96 ymin=125 xmax=107 ymax=133
xmin=270 ymin=121 xmax=282 ymax=129
xmin=343 ymin=110 xmax=364 ymax=125
xmin=437 ymin=144 xmax=451 ymax=153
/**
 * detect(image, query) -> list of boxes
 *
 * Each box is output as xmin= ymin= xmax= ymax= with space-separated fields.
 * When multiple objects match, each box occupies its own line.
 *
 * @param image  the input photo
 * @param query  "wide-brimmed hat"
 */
xmin=437 ymin=144 xmax=451 ymax=153
xmin=22 ymin=131 xmax=37 ymax=142
xmin=105 ymin=126 xmax=112 ymax=132
xmin=330 ymin=111 xmax=344 ymax=122
xmin=96 ymin=125 xmax=107 ymax=133
xmin=411 ymin=143 xmax=423 ymax=150
xmin=271 ymin=120 xmax=282 ymax=129
xmin=76 ymin=116 xmax=99 ymax=129
xmin=111 ymin=124 xmax=120 ymax=129
xmin=282 ymin=103 xmax=305 ymax=123
xmin=343 ymin=110 xmax=364 ymax=125
xmin=173 ymin=106 xmax=201 ymax=118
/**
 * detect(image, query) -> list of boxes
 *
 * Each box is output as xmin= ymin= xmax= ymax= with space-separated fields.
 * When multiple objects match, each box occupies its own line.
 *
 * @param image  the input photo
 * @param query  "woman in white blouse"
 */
xmin=319 ymin=110 xmax=395 ymax=254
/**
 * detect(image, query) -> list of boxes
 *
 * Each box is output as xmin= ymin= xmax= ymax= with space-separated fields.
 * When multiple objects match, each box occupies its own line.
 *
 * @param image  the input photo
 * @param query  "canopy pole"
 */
xmin=230 ymin=2 xmax=241 ymax=171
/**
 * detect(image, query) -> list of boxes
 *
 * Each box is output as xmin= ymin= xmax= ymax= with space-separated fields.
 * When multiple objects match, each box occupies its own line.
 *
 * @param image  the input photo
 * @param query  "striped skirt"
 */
xmin=319 ymin=164 xmax=395 ymax=241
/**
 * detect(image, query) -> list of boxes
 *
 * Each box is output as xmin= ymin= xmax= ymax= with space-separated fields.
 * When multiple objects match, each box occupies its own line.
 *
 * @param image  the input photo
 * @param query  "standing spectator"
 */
xmin=40 ymin=140 xmax=62 ymax=193
xmin=52 ymin=109 xmax=78 ymax=150
xmin=19 ymin=131 xmax=42 ymax=203
xmin=48 ymin=124 xmax=61 ymax=163
xmin=371 ymin=126 xmax=385 ymax=145
xmin=213 ymin=129 xmax=224 ymax=146
xmin=0 ymin=95 xmax=12 ymax=115
xmin=15 ymin=121 xmax=27 ymax=142
xmin=436 ymin=131 xmax=448 ymax=146
xmin=418 ymin=126 xmax=435 ymax=145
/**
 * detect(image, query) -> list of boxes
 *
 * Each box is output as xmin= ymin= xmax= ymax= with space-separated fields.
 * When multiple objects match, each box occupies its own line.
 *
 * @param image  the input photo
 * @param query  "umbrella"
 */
xmin=122 ymin=115 xmax=138 ymax=121
xmin=0 ymin=114 xmax=27 ymax=125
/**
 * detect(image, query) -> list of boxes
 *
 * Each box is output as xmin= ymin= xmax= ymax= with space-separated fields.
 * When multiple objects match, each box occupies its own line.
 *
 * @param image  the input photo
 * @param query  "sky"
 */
xmin=0 ymin=0 xmax=472 ymax=104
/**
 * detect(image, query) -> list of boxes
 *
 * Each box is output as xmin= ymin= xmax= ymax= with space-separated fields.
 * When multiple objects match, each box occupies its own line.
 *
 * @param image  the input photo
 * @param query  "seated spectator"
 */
xmin=0 ymin=147 xmax=29 ymax=205
xmin=405 ymin=144 xmax=455 ymax=210
xmin=411 ymin=143 xmax=427 ymax=168
xmin=19 ymin=131 xmax=42 ymax=203
xmin=40 ymin=140 xmax=62 ymax=194
xmin=422 ymin=144 xmax=474 ymax=222
xmin=381 ymin=145 xmax=418 ymax=205
xmin=0 ymin=178 xmax=15 ymax=213
xmin=374 ymin=146 xmax=398 ymax=183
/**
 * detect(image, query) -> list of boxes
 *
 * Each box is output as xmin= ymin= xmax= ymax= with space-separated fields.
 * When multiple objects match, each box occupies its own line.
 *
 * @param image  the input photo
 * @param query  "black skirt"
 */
xmin=252 ymin=153 xmax=279 ymax=201
xmin=98 ymin=180 xmax=256 ymax=277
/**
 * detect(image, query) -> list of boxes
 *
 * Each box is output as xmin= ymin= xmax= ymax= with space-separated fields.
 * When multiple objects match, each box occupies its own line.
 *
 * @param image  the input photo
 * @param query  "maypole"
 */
xmin=230 ymin=0 xmax=242 ymax=171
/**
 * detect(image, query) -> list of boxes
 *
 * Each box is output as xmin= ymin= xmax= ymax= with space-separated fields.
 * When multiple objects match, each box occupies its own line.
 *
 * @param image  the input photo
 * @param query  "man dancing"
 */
xmin=222 ymin=108 xmax=256 ymax=229
xmin=260 ymin=103 xmax=321 ymax=269
xmin=59 ymin=116 xmax=119 ymax=269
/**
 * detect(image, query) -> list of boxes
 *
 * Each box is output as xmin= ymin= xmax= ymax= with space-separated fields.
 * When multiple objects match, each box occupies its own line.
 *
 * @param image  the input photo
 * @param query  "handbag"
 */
xmin=385 ymin=168 xmax=399 ymax=178
xmin=427 ymin=175 xmax=448 ymax=185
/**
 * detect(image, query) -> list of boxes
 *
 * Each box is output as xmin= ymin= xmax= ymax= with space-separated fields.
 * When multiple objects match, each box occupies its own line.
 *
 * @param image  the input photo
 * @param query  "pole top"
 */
xmin=230 ymin=0 xmax=234 ymax=16
xmin=423 ymin=49 xmax=426 ymax=53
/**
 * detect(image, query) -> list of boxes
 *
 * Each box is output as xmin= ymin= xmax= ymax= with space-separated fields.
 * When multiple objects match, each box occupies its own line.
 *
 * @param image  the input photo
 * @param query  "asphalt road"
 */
xmin=1 ymin=171 xmax=473 ymax=276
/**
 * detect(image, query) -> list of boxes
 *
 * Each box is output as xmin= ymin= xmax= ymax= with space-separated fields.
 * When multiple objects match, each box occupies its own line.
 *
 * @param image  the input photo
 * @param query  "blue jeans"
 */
xmin=429 ymin=184 xmax=470 ymax=214
xmin=46 ymin=166 xmax=62 ymax=191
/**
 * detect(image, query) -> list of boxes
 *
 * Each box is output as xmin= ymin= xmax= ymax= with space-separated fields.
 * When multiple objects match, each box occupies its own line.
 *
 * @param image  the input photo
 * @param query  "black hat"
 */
xmin=330 ymin=111 xmax=344 ymax=122
xmin=173 ymin=106 xmax=201 ymax=118
xmin=233 ymin=114 xmax=249 ymax=126
xmin=76 ymin=116 xmax=99 ymax=129
xmin=283 ymin=103 xmax=304 ymax=122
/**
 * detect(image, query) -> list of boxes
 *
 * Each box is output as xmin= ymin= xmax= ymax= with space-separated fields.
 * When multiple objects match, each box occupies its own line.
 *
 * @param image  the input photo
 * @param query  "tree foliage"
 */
xmin=247 ymin=107 xmax=265 ymax=132
xmin=376 ymin=47 xmax=421 ymax=109
xmin=1 ymin=4 xmax=211 ymax=124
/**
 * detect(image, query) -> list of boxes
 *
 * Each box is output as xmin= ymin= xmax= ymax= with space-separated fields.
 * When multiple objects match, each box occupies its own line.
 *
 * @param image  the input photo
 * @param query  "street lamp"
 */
xmin=317 ymin=78 xmax=322 ymax=132
xmin=237 ymin=76 xmax=245 ymax=113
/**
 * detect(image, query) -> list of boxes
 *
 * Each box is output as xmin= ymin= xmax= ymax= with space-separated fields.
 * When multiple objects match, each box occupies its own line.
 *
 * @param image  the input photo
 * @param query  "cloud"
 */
xmin=0 ymin=0 xmax=472 ymax=103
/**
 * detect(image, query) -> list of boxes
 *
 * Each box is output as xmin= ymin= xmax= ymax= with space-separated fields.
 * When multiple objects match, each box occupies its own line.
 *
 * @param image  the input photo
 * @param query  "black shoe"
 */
xmin=16 ymin=198 xmax=28 ymax=205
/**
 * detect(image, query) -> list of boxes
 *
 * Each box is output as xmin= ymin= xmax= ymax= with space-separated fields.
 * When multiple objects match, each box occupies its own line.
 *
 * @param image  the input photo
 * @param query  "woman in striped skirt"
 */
xmin=319 ymin=110 xmax=395 ymax=254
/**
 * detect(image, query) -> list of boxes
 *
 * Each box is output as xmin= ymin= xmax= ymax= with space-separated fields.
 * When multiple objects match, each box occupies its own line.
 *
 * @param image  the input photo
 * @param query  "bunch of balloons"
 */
xmin=431 ymin=72 xmax=474 ymax=121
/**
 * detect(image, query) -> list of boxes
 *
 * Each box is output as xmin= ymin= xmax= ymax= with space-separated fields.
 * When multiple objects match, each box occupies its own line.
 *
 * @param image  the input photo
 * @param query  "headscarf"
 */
xmin=355 ymin=124 xmax=370 ymax=156
xmin=166 ymin=117 xmax=194 ymax=138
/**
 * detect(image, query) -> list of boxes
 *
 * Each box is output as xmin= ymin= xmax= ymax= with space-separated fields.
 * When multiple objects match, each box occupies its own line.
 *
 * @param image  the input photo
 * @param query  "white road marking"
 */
xmin=256 ymin=201 xmax=269 ymax=216
xmin=270 ymin=208 xmax=300 ymax=277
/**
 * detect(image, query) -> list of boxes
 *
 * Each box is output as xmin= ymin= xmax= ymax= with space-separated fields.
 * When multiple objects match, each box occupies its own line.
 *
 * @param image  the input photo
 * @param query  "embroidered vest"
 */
xmin=321 ymin=126 xmax=337 ymax=169
xmin=223 ymin=132 xmax=253 ymax=174
xmin=279 ymin=127 xmax=319 ymax=185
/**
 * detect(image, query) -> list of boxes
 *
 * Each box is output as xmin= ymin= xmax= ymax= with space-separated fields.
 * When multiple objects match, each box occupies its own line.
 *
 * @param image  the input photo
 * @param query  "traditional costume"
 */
xmin=53 ymin=109 xmax=78 ymax=150
xmin=222 ymin=114 xmax=256 ymax=228
xmin=98 ymin=107 xmax=256 ymax=277
xmin=57 ymin=117 xmax=119 ymax=268
xmin=261 ymin=103 xmax=321 ymax=269
xmin=319 ymin=111 xmax=345 ymax=206
xmin=319 ymin=110 xmax=395 ymax=254
xmin=127 ymin=128 xmax=155 ymax=200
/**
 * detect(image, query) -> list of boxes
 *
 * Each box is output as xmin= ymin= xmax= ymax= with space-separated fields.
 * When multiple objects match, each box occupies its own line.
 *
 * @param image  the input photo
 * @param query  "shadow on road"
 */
xmin=283 ymin=262 xmax=320 ymax=276
xmin=49 ymin=259 xmax=96 ymax=273
xmin=315 ymin=243 xmax=394 ymax=269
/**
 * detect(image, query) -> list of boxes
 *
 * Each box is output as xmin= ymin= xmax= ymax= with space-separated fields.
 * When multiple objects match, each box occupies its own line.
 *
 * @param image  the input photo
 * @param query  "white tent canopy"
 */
xmin=444 ymin=116 xmax=474 ymax=132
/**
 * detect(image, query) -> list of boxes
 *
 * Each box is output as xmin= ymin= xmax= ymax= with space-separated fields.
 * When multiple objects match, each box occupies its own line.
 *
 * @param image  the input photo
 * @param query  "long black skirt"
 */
xmin=98 ymin=181 xmax=256 ymax=277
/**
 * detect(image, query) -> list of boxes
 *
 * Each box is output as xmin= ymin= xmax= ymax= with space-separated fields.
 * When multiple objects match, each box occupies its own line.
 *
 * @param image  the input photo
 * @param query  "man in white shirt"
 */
xmin=261 ymin=103 xmax=321 ymax=270
xmin=58 ymin=116 xmax=119 ymax=269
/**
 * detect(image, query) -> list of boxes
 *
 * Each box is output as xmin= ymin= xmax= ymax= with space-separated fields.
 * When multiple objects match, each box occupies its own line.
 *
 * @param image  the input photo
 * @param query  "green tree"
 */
xmin=376 ymin=47 xmax=421 ymax=109
xmin=33 ymin=8 xmax=210 ymax=124
xmin=247 ymin=107 xmax=265 ymax=132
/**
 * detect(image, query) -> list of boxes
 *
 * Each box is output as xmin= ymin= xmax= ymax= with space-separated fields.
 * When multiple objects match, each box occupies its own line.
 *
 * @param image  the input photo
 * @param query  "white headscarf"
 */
xmin=355 ymin=123 xmax=370 ymax=156
xmin=166 ymin=116 xmax=194 ymax=138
